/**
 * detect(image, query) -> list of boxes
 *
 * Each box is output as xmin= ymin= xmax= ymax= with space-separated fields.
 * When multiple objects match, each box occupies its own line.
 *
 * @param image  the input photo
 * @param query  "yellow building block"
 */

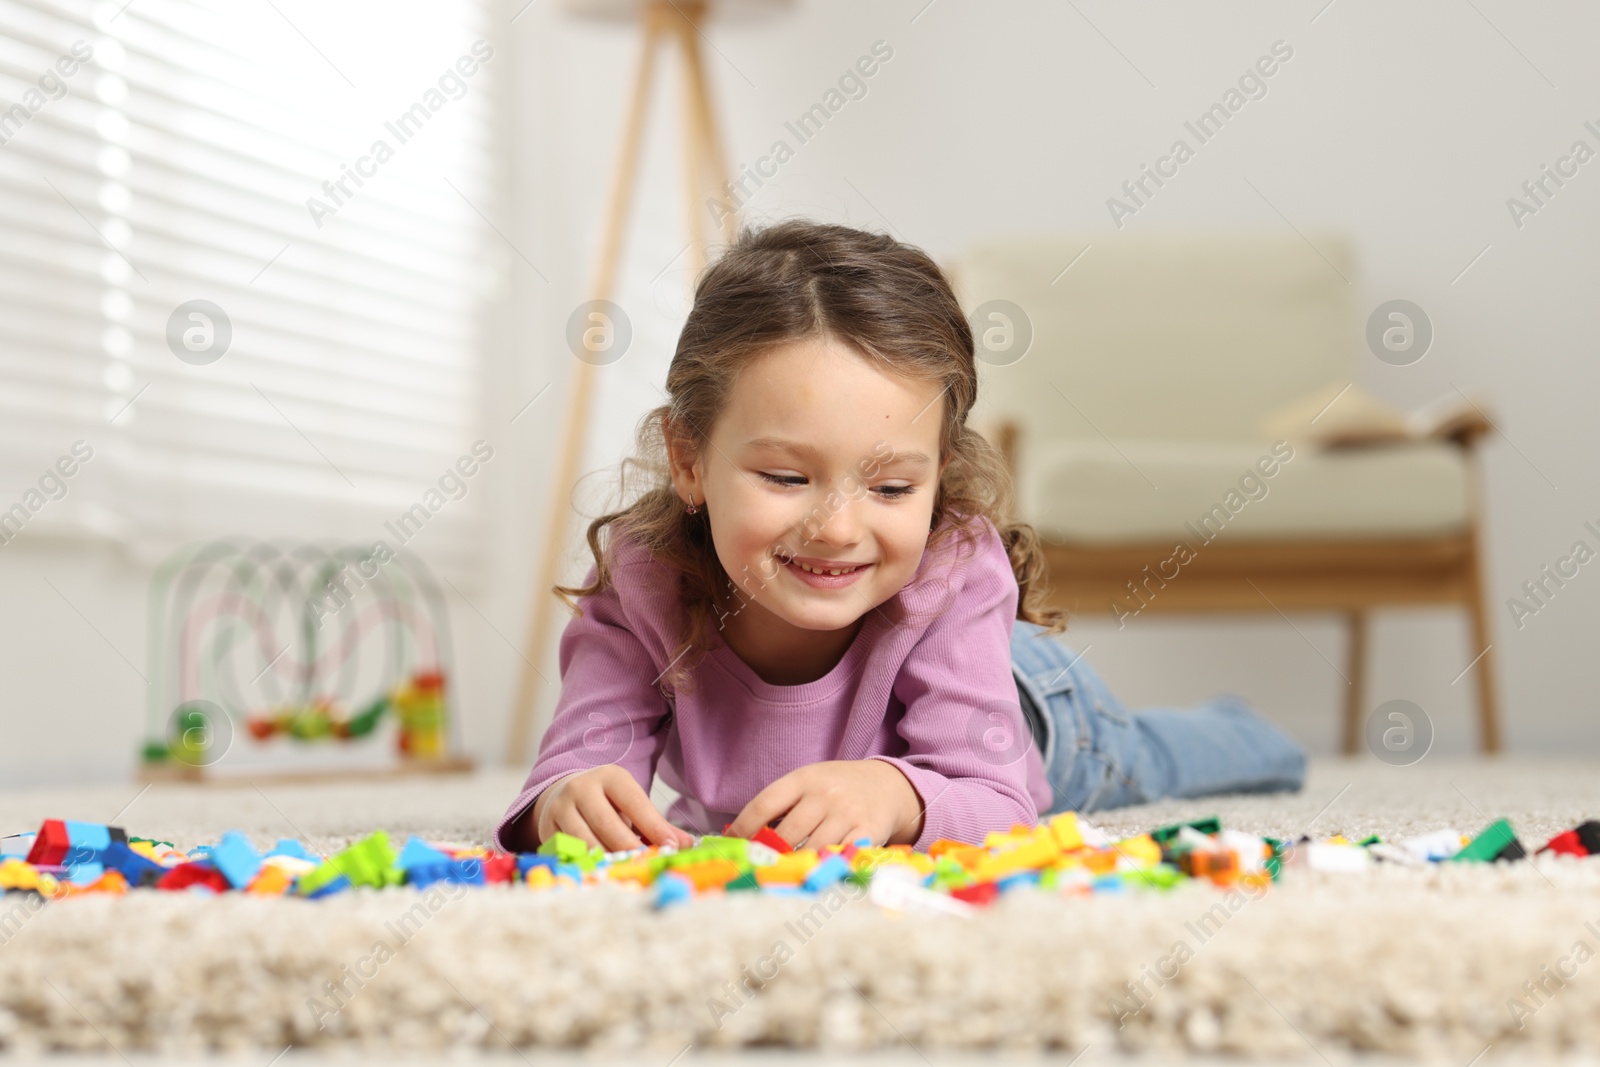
xmin=605 ymin=860 xmax=654 ymax=886
xmin=1048 ymin=812 xmax=1084 ymax=852
xmin=1112 ymin=835 xmax=1161 ymax=868
xmin=974 ymin=838 xmax=1060 ymax=880
xmin=678 ymin=859 xmax=743 ymax=891
xmin=754 ymin=850 xmax=818 ymax=886
xmin=526 ymin=866 xmax=555 ymax=890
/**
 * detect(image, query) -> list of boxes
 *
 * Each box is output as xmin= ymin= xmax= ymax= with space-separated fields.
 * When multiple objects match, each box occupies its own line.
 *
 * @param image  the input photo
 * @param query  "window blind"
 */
xmin=0 ymin=0 xmax=502 ymax=579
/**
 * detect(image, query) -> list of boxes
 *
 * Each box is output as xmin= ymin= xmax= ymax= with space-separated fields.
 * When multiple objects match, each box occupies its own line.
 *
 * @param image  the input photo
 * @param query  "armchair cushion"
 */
xmin=1020 ymin=438 xmax=1470 ymax=544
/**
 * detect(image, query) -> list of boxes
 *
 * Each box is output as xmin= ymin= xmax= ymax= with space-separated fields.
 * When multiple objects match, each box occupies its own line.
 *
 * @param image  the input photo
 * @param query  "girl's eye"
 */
xmin=757 ymin=472 xmax=915 ymax=499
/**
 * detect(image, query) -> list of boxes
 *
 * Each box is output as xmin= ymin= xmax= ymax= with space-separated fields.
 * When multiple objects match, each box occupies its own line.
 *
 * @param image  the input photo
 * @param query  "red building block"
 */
xmin=482 ymin=853 xmax=516 ymax=884
xmin=157 ymin=863 xmax=231 ymax=892
xmin=753 ymin=826 xmax=793 ymax=854
xmin=25 ymin=820 xmax=69 ymax=866
xmin=950 ymin=881 xmax=1000 ymax=906
xmin=1542 ymin=830 xmax=1587 ymax=857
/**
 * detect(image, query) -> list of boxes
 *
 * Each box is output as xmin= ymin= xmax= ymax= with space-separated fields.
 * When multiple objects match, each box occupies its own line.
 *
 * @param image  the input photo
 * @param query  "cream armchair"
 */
xmin=952 ymin=232 xmax=1499 ymax=753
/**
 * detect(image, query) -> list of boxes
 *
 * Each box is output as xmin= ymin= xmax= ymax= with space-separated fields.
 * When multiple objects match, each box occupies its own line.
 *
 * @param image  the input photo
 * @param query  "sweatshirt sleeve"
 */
xmin=491 ymin=560 xmax=675 ymax=851
xmin=870 ymin=520 xmax=1040 ymax=850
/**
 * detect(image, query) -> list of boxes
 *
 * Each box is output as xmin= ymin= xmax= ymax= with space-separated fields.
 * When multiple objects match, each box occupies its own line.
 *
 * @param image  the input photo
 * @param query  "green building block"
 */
xmin=1150 ymin=816 xmax=1222 ymax=845
xmin=1451 ymin=819 xmax=1523 ymax=863
xmin=299 ymin=831 xmax=399 ymax=894
xmin=690 ymin=836 xmax=750 ymax=864
xmin=725 ymin=870 xmax=760 ymax=891
xmin=538 ymin=831 xmax=593 ymax=867
xmin=1125 ymin=864 xmax=1183 ymax=891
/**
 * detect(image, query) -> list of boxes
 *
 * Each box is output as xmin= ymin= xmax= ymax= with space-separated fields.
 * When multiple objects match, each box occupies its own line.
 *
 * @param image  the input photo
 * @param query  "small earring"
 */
xmin=685 ymin=497 xmax=699 ymax=515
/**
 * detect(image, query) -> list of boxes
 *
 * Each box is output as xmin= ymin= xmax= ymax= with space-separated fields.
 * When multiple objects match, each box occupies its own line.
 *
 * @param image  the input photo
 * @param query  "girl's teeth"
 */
xmin=798 ymin=562 xmax=858 ymax=576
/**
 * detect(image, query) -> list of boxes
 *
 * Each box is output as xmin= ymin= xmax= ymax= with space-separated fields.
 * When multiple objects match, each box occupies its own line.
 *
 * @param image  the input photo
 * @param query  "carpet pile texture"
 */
xmin=2 ymin=758 xmax=1599 ymax=1060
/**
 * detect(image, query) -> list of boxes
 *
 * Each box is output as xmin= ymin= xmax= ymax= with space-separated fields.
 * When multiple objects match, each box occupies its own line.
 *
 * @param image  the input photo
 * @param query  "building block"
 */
xmin=483 ymin=853 xmax=516 ymax=884
xmin=211 ymin=831 xmax=263 ymax=889
xmin=949 ymin=881 xmax=999 ymax=906
xmin=97 ymin=842 xmax=166 ymax=888
xmin=725 ymin=869 xmax=760 ymax=891
xmin=266 ymin=839 xmax=316 ymax=862
xmin=1048 ymin=812 xmax=1084 ymax=851
xmin=1400 ymin=828 xmax=1465 ymax=863
xmin=802 ymin=853 xmax=852 ymax=891
xmin=397 ymin=837 xmax=451 ymax=872
xmin=303 ymin=874 xmax=352 ymax=899
xmin=1150 ymin=816 xmax=1222 ymax=845
xmin=1451 ymin=819 xmax=1524 ymax=863
xmin=157 ymin=862 xmax=230 ymax=892
xmin=25 ymin=820 xmax=69 ymax=866
xmin=0 ymin=858 xmax=51 ymax=893
xmin=246 ymin=865 xmax=294 ymax=895
xmin=653 ymin=872 xmax=692 ymax=908
xmin=516 ymin=853 xmax=557 ymax=876
xmin=678 ymin=859 xmax=744 ymax=891
xmin=0 ymin=833 xmax=34 ymax=858
xmin=752 ymin=826 xmax=792 ymax=854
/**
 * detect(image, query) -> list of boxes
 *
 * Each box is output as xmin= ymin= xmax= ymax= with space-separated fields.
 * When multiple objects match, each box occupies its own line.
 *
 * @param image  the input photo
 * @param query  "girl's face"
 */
xmin=670 ymin=336 xmax=950 ymax=639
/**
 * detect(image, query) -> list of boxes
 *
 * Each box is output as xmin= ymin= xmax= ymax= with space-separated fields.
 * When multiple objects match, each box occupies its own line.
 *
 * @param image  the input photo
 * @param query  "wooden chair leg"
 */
xmin=1342 ymin=610 xmax=1367 ymax=755
xmin=1466 ymin=547 xmax=1502 ymax=754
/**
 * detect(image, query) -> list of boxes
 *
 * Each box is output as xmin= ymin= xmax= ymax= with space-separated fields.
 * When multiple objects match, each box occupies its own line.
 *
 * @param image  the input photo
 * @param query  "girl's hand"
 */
xmin=530 ymin=766 xmax=696 ymax=852
xmin=727 ymin=759 xmax=924 ymax=849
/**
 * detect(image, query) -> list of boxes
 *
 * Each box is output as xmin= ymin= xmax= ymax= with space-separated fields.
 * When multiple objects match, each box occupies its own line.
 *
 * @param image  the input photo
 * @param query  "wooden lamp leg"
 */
xmin=505 ymin=1 xmax=739 ymax=768
xmin=676 ymin=5 xmax=738 ymax=246
xmin=504 ymin=7 xmax=670 ymax=768
xmin=1342 ymin=610 xmax=1367 ymax=755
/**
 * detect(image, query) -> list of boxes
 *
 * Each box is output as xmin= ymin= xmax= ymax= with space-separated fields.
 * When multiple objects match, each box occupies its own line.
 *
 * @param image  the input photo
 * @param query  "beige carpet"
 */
xmin=3 ymin=758 xmax=1600 ymax=1061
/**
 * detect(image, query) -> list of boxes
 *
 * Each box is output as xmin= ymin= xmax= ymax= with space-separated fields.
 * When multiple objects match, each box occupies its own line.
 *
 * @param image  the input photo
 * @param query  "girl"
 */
xmin=495 ymin=220 xmax=1306 ymax=854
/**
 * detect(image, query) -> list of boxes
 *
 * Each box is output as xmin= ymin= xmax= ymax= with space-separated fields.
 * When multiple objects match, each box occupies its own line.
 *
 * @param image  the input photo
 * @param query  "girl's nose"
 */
xmin=807 ymin=483 xmax=866 ymax=546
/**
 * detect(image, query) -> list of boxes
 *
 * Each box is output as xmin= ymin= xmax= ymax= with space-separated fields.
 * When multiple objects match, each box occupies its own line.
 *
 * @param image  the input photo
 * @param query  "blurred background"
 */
xmin=2 ymin=0 xmax=1596 ymax=788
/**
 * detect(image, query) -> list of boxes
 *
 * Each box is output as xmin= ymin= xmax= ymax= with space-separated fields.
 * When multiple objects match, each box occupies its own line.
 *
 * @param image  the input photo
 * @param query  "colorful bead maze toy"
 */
xmin=139 ymin=540 xmax=471 ymax=782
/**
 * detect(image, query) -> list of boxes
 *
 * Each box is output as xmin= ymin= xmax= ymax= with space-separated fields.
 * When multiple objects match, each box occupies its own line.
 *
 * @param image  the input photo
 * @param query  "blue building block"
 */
xmin=397 ymin=837 xmax=450 ymax=872
xmin=516 ymin=853 xmax=558 ymax=877
xmin=803 ymin=854 xmax=851 ymax=892
xmin=265 ymin=839 xmax=315 ymax=862
xmin=211 ymin=831 xmax=263 ymax=889
xmin=66 ymin=862 xmax=105 ymax=886
xmin=99 ymin=842 xmax=166 ymax=887
xmin=653 ymin=872 xmax=692 ymax=909
xmin=63 ymin=821 xmax=112 ymax=853
xmin=997 ymin=870 xmax=1042 ymax=893
xmin=407 ymin=858 xmax=486 ymax=890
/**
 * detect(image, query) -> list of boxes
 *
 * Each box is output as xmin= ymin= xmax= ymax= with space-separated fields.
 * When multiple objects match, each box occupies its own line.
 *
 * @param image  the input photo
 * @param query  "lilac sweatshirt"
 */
xmin=493 ymin=512 xmax=1053 ymax=852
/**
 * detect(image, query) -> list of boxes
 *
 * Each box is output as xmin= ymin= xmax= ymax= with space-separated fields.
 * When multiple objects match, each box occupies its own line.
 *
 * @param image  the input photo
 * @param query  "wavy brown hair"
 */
xmin=556 ymin=218 xmax=1068 ymax=699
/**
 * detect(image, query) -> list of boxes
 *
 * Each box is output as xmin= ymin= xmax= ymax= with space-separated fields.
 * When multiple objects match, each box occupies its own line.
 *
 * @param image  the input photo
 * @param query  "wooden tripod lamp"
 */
xmin=505 ymin=0 xmax=795 ymax=767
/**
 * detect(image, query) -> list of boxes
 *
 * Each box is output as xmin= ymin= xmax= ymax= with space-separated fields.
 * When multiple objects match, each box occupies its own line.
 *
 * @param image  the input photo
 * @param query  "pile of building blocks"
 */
xmin=2 ymin=814 xmax=1596 ymax=915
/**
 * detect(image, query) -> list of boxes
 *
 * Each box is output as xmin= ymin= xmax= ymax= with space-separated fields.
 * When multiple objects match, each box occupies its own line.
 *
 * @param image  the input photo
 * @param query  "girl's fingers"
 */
xmin=605 ymin=776 xmax=682 ymax=848
xmin=806 ymin=816 xmax=854 ymax=851
xmin=771 ymin=800 xmax=824 ymax=852
xmin=728 ymin=776 xmax=802 ymax=839
xmin=549 ymin=808 xmax=602 ymax=851
xmin=572 ymin=789 xmax=644 ymax=852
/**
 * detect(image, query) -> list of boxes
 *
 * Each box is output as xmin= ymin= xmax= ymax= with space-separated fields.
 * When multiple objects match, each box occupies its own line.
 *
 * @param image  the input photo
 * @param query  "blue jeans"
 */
xmin=1010 ymin=620 xmax=1307 ymax=814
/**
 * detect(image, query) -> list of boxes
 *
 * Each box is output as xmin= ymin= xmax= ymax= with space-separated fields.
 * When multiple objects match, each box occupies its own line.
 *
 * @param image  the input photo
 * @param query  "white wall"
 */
xmin=3 ymin=0 xmax=1596 ymax=789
